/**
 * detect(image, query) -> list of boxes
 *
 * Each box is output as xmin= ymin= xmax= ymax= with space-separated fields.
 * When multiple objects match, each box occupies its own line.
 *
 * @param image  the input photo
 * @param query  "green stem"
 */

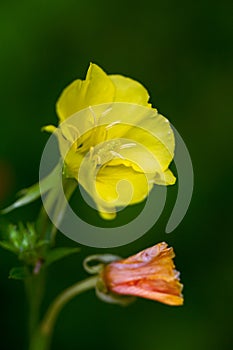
xmin=36 ymin=206 xmax=50 ymax=240
xmin=50 ymin=178 xmax=77 ymax=245
xmin=36 ymin=179 xmax=78 ymax=246
xmin=36 ymin=177 xmax=77 ymax=245
xmin=27 ymin=174 xmax=78 ymax=350
xmin=25 ymin=270 xmax=46 ymax=344
xmin=29 ymin=276 xmax=98 ymax=350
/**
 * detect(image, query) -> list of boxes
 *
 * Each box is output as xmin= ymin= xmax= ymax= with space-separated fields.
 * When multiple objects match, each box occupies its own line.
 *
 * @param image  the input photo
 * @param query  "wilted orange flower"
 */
xmin=102 ymin=242 xmax=183 ymax=306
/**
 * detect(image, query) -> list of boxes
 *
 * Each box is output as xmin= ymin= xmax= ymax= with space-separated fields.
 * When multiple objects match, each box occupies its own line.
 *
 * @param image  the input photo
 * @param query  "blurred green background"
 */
xmin=0 ymin=0 xmax=232 ymax=349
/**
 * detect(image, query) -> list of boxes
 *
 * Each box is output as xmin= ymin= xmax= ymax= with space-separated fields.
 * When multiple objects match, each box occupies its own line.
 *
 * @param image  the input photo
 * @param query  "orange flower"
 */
xmin=102 ymin=242 xmax=183 ymax=306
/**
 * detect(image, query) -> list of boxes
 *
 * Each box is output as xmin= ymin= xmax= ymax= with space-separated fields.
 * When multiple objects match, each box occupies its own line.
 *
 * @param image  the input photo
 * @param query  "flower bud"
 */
xmin=100 ymin=242 xmax=183 ymax=306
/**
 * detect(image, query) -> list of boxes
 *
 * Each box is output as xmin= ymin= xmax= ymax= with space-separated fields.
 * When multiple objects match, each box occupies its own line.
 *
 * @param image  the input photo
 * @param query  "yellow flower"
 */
xmin=44 ymin=63 xmax=176 ymax=219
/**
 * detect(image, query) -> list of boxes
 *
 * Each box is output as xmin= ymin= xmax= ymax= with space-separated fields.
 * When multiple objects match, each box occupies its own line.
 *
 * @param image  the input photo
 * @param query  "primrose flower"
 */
xmin=101 ymin=242 xmax=183 ymax=306
xmin=44 ymin=63 xmax=176 ymax=219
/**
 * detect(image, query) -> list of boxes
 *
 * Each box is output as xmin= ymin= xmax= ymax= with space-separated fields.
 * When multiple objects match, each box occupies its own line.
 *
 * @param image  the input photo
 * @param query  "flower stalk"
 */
xmin=29 ymin=276 xmax=98 ymax=350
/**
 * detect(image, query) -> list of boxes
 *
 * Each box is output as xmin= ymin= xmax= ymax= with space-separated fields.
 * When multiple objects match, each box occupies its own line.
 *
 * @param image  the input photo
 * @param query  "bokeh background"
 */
xmin=0 ymin=0 xmax=232 ymax=349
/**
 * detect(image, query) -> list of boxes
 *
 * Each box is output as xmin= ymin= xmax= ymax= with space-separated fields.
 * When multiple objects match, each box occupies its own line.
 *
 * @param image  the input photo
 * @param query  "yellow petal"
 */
xmin=42 ymin=124 xmax=57 ymax=133
xmin=109 ymin=75 xmax=150 ymax=106
xmin=123 ymin=113 xmax=175 ymax=172
xmin=153 ymin=169 xmax=176 ymax=185
xmin=98 ymin=210 xmax=117 ymax=220
xmin=56 ymin=63 xmax=115 ymax=122
xmin=92 ymin=164 xmax=153 ymax=219
xmin=95 ymin=164 xmax=153 ymax=207
xmin=85 ymin=103 xmax=174 ymax=172
xmin=103 ymin=116 xmax=174 ymax=173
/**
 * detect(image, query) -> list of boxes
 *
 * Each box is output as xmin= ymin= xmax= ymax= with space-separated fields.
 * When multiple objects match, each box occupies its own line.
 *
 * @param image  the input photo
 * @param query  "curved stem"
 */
xmin=29 ymin=276 xmax=98 ymax=350
xmin=42 ymin=275 xmax=98 ymax=334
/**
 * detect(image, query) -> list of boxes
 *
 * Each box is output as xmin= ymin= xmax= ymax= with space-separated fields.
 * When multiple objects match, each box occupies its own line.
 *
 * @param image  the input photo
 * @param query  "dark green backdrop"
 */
xmin=0 ymin=0 xmax=232 ymax=349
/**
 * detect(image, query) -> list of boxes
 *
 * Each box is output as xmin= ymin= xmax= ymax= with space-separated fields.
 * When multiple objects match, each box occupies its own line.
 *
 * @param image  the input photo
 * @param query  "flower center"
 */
xmin=90 ymin=139 xmax=123 ymax=167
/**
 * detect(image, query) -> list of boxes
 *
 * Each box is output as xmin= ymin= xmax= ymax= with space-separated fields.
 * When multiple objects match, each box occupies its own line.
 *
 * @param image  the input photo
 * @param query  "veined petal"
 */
xmin=109 ymin=75 xmax=150 ymax=106
xmin=56 ymin=63 xmax=115 ymax=122
xmin=111 ymin=279 xmax=183 ymax=306
xmin=102 ymin=242 xmax=183 ymax=306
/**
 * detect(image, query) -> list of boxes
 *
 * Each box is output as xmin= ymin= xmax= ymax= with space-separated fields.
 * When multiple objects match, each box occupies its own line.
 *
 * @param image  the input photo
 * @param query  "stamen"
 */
xmin=110 ymin=151 xmax=124 ymax=159
xmin=119 ymin=143 xmax=137 ymax=149
xmin=101 ymin=107 xmax=113 ymax=117
xmin=105 ymin=121 xmax=121 ymax=129
xmin=88 ymin=106 xmax=97 ymax=126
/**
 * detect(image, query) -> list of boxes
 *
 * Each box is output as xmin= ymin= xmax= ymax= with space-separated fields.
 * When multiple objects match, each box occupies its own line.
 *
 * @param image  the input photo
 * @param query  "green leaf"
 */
xmin=0 ymin=241 xmax=16 ymax=253
xmin=1 ymin=162 xmax=61 ymax=214
xmin=9 ymin=266 xmax=29 ymax=280
xmin=45 ymin=247 xmax=80 ymax=267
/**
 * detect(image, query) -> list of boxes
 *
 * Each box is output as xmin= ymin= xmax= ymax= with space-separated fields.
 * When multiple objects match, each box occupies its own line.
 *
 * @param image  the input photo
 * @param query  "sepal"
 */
xmin=0 ymin=222 xmax=48 ymax=265
xmin=83 ymin=254 xmax=121 ymax=274
xmin=0 ymin=222 xmax=81 ymax=273
xmin=83 ymin=253 xmax=135 ymax=306
xmin=95 ymin=276 xmax=135 ymax=306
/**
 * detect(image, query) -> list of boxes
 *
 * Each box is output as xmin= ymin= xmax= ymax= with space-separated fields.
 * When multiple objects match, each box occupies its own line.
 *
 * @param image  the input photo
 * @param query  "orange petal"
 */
xmin=103 ymin=242 xmax=183 ymax=306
